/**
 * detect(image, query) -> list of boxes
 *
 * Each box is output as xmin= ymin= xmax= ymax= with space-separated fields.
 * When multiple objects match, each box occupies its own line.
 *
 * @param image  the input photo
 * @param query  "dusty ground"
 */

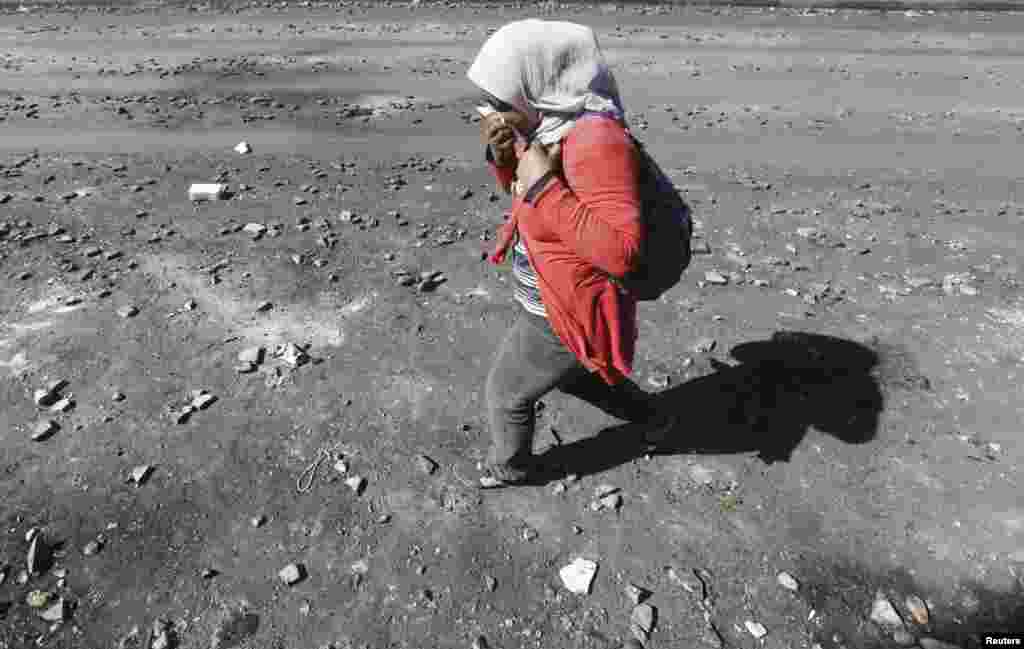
xmin=0 ymin=1 xmax=1023 ymax=648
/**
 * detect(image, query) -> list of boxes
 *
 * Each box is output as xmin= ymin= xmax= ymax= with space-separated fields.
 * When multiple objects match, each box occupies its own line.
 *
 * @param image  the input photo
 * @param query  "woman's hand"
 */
xmin=480 ymin=111 xmax=530 ymax=168
xmin=515 ymin=140 xmax=562 ymax=198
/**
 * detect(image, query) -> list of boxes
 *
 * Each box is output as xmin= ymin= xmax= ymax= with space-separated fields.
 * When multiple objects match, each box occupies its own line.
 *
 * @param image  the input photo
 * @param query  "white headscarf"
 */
xmin=467 ymin=19 xmax=625 ymax=146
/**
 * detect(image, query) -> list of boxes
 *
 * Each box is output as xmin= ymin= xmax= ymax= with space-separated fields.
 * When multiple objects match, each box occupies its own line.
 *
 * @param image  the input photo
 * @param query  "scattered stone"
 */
xmin=278 ymin=342 xmax=309 ymax=367
xmin=559 ymin=557 xmax=598 ymax=595
xmin=704 ymin=271 xmax=729 ymax=285
xmin=255 ymin=301 xmax=273 ymax=313
xmin=278 ymin=563 xmax=305 ymax=586
xmin=905 ymin=595 xmax=929 ymax=625
xmin=345 ymin=475 xmax=366 ymax=495
xmin=591 ymin=493 xmax=622 ymax=511
xmin=26 ymin=590 xmax=49 ymax=608
xmin=34 ymin=388 xmax=59 ymax=407
xmin=174 ymin=406 xmax=195 ymax=424
xmin=39 ymin=597 xmax=66 ymax=623
xmin=624 ymin=583 xmax=650 ymax=605
xmin=647 ymin=373 xmax=670 ymax=389
xmin=243 ymin=223 xmax=267 ymax=237
xmin=414 ymin=454 xmax=438 ymax=475
xmin=777 ymin=571 xmax=799 ymax=591
xmin=234 ymin=141 xmax=252 ymax=154
xmin=744 ymin=620 xmax=768 ymax=639
xmin=129 ymin=465 xmax=154 ymax=485
xmin=691 ymin=337 xmax=717 ymax=354
xmin=118 ymin=305 xmax=139 ymax=318
xmin=191 ymin=392 xmax=217 ymax=410
xmin=82 ymin=539 xmax=102 ymax=556
xmin=869 ymin=590 xmax=904 ymax=628
xmin=49 ymin=396 xmax=74 ymax=413
xmin=631 ymin=603 xmax=656 ymax=640
xmin=188 ymin=183 xmax=227 ymax=201
xmin=31 ymin=419 xmax=58 ymax=441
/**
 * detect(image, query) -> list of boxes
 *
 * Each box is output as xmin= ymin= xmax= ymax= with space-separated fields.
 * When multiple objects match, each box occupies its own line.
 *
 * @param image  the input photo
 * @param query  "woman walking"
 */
xmin=468 ymin=19 xmax=676 ymax=487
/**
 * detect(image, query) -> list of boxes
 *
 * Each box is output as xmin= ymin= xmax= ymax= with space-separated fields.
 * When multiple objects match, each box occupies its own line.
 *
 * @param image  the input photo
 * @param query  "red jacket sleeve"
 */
xmin=529 ymin=118 xmax=642 ymax=279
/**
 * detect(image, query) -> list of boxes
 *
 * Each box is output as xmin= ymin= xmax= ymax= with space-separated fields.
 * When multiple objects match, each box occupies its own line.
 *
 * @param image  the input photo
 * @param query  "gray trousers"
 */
xmin=484 ymin=309 xmax=659 ymax=467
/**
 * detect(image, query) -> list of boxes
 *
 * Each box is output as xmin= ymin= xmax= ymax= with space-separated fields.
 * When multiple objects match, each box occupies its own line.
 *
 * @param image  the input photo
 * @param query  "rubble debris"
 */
xmin=414 ymin=454 xmax=438 ymax=475
xmin=777 ymin=571 xmax=799 ymax=591
xmin=129 ymin=465 xmax=154 ymax=485
xmin=744 ymin=620 xmax=768 ymax=639
xmin=31 ymin=419 xmax=58 ymax=441
xmin=279 ymin=563 xmax=305 ymax=586
xmin=869 ymin=590 xmax=904 ymax=628
xmin=559 ymin=557 xmax=598 ymax=595
xmin=345 ymin=475 xmax=367 ymax=495
xmin=631 ymin=603 xmax=656 ymax=641
xmin=188 ymin=183 xmax=227 ymax=201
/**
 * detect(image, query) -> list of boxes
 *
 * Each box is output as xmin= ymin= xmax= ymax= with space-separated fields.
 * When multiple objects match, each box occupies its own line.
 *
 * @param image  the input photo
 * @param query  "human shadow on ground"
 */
xmin=535 ymin=331 xmax=887 ymax=480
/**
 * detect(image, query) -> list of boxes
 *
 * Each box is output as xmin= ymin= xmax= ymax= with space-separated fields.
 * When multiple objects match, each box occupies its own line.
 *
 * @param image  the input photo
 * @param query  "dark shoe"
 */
xmin=478 ymin=461 xmax=531 ymax=489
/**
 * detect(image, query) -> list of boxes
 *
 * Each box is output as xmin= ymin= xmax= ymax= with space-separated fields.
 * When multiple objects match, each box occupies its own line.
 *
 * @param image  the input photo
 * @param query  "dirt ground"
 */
xmin=0 ymin=1 xmax=1022 ymax=648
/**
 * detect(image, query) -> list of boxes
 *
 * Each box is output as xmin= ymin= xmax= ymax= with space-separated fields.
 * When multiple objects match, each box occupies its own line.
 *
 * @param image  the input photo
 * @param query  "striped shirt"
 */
xmin=511 ymin=234 xmax=547 ymax=317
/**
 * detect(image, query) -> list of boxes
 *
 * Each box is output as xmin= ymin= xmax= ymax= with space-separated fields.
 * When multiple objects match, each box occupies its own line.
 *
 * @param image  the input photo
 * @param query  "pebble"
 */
xmin=278 ymin=342 xmax=310 ymax=367
xmin=243 ymin=223 xmax=267 ymax=236
xmin=174 ymin=406 xmax=195 ymax=424
xmin=39 ymin=597 xmax=66 ymax=622
xmin=704 ymin=271 xmax=729 ymax=285
xmin=744 ymin=620 xmax=768 ymax=639
xmin=255 ymin=301 xmax=273 ymax=313
xmin=49 ymin=396 xmax=74 ymax=413
xmin=559 ymin=557 xmax=598 ymax=595
xmin=34 ymin=388 xmax=58 ymax=407
xmin=118 ymin=305 xmax=139 ymax=318
xmin=345 ymin=475 xmax=366 ymax=495
xmin=293 ymin=196 xmax=308 ymax=206
xmin=776 ymin=571 xmax=799 ymax=591
xmin=631 ymin=603 xmax=656 ymax=638
xmin=26 ymin=590 xmax=49 ymax=608
xmin=414 ymin=454 xmax=438 ymax=475
xmin=129 ymin=465 xmax=153 ymax=485
xmin=250 ymin=514 xmax=267 ymax=528
xmin=278 ymin=563 xmax=305 ymax=586
xmin=191 ymin=392 xmax=217 ymax=410
xmin=31 ymin=419 xmax=58 ymax=442
xmin=624 ymin=583 xmax=650 ymax=605
xmin=691 ymin=337 xmax=717 ymax=354
xmin=869 ymin=590 xmax=904 ymax=628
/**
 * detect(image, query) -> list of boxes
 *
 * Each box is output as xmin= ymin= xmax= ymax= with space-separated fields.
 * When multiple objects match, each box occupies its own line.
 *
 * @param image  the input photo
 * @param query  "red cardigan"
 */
xmin=487 ymin=115 xmax=642 ymax=386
